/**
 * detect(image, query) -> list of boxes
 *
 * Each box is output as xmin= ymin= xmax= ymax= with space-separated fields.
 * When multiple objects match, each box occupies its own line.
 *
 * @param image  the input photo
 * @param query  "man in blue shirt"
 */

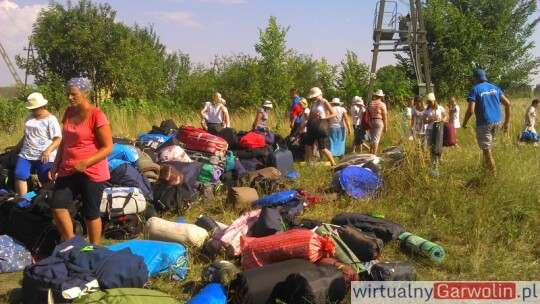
xmin=462 ymin=69 xmax=511 ymax=173
xmin=289 ymin=88 xmax=302 ymax=135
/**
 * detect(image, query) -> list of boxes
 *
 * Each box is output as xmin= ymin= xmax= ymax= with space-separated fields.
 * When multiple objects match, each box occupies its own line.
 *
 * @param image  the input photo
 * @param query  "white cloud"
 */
xmin=0 ymin=0 xmax=47 ymax=85
xmin=149 ymin=11 xmax=203 ymax=28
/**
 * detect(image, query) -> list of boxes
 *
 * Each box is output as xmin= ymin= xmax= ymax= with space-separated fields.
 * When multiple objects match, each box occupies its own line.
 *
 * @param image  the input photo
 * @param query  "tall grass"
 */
xmin=1 ymin=98 xmax=539 ymax=302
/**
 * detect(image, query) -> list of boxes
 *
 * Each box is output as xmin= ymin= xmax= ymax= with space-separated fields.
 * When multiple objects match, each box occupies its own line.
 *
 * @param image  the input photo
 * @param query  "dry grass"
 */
xmin=1 ymin=98 xmax=539 ymax=303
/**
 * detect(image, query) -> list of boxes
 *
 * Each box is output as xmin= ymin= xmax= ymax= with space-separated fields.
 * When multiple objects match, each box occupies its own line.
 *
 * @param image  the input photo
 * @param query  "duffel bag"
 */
xmin=252 ymin=207 xmax=284 ymax=237
xmin=240 ymin=229 xmax=335 ymax=270
xmin=238 ymin=132 xmax=266 ymax=149
xmin=73 ymin=288 xmax=181 ymax=304
xmin=367 ymin=262 xmax=417 ymax=281
xmin=176 ymin=126 xmax=228 ymax=154
xmin=245 ymin=167 xmax=281 ymax=182
xmin=337 ymin=225 xmax=384 ymax=262
xmin=144 ymin=217 xmax=208 ymax=247
xmin=331 ymin=213 xmax=406 ymax=243
xmin=229 ymin=259 xmax=317 ymax=304
xmin=284 ymin=264 xmax=346 ymax=304
xmin=203 ymin=260 xmax=241 ymax=286
xmin=227 ymin=187 xmax=259 ymax=211
xmin=100 ymin=187 xmax=147 ymax=218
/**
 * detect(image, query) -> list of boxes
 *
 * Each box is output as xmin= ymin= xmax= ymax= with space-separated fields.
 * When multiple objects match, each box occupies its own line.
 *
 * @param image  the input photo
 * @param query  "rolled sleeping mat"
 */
xmin=398 ymin=232 xmax=446 ymax=262
xmin=144 ymin=217 xmax=209 ymax=247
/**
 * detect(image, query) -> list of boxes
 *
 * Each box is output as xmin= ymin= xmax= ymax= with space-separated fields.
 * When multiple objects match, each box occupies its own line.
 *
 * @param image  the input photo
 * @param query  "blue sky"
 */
xmin=1 ymin=0 xmax=539 ymax=87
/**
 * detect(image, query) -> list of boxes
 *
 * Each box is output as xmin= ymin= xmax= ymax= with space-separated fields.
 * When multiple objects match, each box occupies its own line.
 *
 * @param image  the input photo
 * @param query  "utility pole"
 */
xmin=415 ymin=0 xmax=432 ymax=93
xmin=367 ymin=1 xmax=387 ymax=102
xmin=23 ymin=40 xmax=36 ymax=87
xmin=0 ymin=41 xmax=23 ymax=86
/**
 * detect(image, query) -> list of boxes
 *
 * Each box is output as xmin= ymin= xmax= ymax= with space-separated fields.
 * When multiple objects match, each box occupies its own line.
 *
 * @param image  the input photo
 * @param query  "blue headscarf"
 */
xmin=67 ymin=77 xmax=90 ymax=93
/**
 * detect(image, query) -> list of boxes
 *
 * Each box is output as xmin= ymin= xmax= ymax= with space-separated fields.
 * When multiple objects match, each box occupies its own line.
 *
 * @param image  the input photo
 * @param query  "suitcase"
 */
xmin=443 ymin=122 xmax=456 ymax=146
xmin=176 ymin=126 xmax=228 ymax=154
xmin=268 ymin=149 xmax=294 ymax=175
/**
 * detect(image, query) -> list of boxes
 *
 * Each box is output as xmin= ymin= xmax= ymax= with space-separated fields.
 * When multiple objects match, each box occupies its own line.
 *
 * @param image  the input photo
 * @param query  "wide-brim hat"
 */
xmin=308 ymin=87 xmax=323 ymax=99
xmin=426 ymin=92 xmax=436 ymax=102
xmin=373 ymin=89 xmax=385 ymax=97
xmin=25 ymin=92 xmax=48 ymax=110
xmin=331 ymin=98 xmax=342 ymax=105
xmin=262 ymin=100 xmax=273 ymax=108
xmin=353 ymin=96 xmax=364 ymax=105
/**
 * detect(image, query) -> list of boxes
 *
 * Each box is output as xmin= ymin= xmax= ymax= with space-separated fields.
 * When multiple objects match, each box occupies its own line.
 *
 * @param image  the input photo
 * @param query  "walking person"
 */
xmin=328 ymin=98 xmax=352 ymax=158
xmin=423 ymin=93 xmax=446 ymax=176
xmin=304 ymin=87 xmax=336 ymax=166
xmin=368 ymin=90 xmax=388 ymax=155
xmin=291 ymin=98 xmax=310 ymax=159
xmin=402 ymin=97 xmax=414 ymax=141
xmin=6 ymin=92 xmax=62 ymax=195
xmin=524 ymin=99 xmax=539 ymax=134
xmin=462 ymin=69 xmax=511 ymax=173
xmin=411 ymin=97 xmax=427 ymax=146
xmin=49 ymin=77 xmax=113 ymax=246
xmin=350 ymin=96 xmax=370 ymax=153
xmin=200 ymin=92 xmax=229 ymax=135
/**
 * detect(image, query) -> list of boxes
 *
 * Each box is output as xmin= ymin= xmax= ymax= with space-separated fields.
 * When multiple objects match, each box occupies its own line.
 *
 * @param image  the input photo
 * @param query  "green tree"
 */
xmin=216 ymin=54 xmax=261 ymax=110
xmin=336 ymin=50 xmax=371 ymax=102
xmin=375 ymin=65 xmax=414 ymax=107
xmin=254 ymin=16 xmax=293 ymax=109
xmin=314 ymin=58 xmax=339 ymax=100
xmin=423 ymin=0 xmax=539 ymax=97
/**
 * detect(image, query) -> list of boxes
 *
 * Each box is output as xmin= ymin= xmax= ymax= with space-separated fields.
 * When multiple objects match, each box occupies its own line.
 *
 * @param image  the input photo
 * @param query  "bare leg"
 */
xmin=52 ymin=208 xmax=75 ymax=241
xmin=371 ymin=142 xmax=379 ymax=155
xmin=321 ymin=149 xmax=336 ymax=166
xmin=304 ymin=145 xmax=313 ymax=166
xmin=86 ymin=218 xmax=102 ymax=246
xmin=15 ymin=179 xmax=28 ymax=196
xmin=482 ymin=148 xmax=496 ymax=173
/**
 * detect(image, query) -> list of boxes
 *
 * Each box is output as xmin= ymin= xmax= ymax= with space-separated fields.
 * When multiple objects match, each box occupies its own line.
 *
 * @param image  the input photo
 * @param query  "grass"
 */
xmin=1 ymin=98 xmax=539 ymax=303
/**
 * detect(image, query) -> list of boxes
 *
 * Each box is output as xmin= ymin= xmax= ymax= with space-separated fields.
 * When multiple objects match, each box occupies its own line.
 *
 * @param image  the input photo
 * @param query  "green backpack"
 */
xmin=315 ymin=223 xmax=366 ymax=274
xmin=197 ymin=163 xmax=215 ymax=184
xmin=73 ymin=288 xmax=181 ymax=304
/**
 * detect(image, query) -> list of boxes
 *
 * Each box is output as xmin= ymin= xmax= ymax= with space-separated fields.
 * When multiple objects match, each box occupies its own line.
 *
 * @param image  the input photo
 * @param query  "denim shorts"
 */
xmin=14 ymin=156 xmax=52 ymax=183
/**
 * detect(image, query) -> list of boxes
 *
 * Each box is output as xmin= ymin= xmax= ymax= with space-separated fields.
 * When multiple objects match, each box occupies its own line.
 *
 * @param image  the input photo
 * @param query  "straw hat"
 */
xmin=307 ymin=87 xmax=323 ymax=99
xmin=373 ymin=89 xmax=385 ymax=97
xmin=330 ymin=98 xmax=342 ymax=105
xmin=25 ymin=92 xmax=48 ymax=110
xmin=353 ymin=96 xmax=364 ymax=106
xmin=426 ymin=93 xmax=436 ymax=101
xmin=262 ymin=100 xmax=273 ymax=108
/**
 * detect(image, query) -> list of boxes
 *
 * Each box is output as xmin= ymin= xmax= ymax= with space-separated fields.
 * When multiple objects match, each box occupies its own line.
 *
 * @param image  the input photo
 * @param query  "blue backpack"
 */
xmin=108 ymin=144 xmax=139 ymax=170
xmin=518 ymin=130 xmax=539 ymax=142
xmin=187 ymin=283 xmax=227 ymax=304
xmin=251 ymin=190 xmax=298 ymax=207
xmin=339 ymin=166 xmax=383 ymax=199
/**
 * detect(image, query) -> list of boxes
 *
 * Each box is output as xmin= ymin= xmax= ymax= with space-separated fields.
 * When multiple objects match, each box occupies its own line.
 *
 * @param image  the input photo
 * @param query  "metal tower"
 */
xmin=367 ymin=0 xmax=433 ymax=101
xmin=0 ymin=41 xmax=23 ymax=86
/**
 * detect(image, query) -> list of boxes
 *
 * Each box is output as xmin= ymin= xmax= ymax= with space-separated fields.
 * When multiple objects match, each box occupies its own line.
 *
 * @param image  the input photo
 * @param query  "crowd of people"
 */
xmin=2 ymin=69 xmax=528 ymax=245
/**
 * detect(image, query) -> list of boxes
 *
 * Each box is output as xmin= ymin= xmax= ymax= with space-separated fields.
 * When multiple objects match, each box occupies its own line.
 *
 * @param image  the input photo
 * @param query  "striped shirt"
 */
xmin=368 ymin=99 xmax=387 ymax=119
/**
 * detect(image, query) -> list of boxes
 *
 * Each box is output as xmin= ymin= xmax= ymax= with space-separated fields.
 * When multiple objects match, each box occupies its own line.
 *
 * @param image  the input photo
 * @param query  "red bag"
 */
xmin=240 ymin=229 xmax=335 ymax=270
xmin=443 ymin=122 xmax=456 ymax=146
xmin=176 ymin=126 xmax=228 ymax=154
xmin=360 ymin=104 xmax=371 ymax=130
xmin=239 ymin=132 xmax=266 ymax=149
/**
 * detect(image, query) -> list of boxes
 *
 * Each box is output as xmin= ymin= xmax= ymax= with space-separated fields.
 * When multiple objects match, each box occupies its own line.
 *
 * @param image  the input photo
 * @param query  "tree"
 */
xmin=336 ymin=50 xmax=371 ymax=102
xmin=254 ymin=16 xmax=293 ymax=109
xmin=423 ymin=0 xmax=539 ymax=97
xmin=375 ymin=65 xmax=414 ymax=107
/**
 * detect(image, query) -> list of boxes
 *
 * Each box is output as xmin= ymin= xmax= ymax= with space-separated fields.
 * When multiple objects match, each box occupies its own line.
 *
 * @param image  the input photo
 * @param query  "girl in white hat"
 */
xmin=328 ymin=98 xmax=352 ymax=157
xmin=5 ymin=92 xmax=62 ymax=195
xmin=252 ymin=100 xmax=273 ymax=131
xmin=304 ymin=87 xmax=337 ymax=166
xmin=350 ymin=96 xmax=369 ymax=153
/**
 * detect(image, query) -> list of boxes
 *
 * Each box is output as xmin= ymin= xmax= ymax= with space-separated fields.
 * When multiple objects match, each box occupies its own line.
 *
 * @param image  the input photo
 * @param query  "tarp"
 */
xmin=338 ymin=166 xmax=383 ymax=199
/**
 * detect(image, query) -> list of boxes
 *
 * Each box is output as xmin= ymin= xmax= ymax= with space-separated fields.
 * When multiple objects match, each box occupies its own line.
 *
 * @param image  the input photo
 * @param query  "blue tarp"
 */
xmin=339 ymin=166 xmax=383 ymax=199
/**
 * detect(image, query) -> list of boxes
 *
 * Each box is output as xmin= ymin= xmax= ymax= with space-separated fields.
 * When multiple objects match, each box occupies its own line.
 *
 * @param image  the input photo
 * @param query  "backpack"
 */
xmin=150 ymin=119 xmax=179 ymax=136
xmin=284 ymin=265 xmax=346 ymax=304
xmin=151 ymin=183 xmax=194 ymax=213
xmin=108 ymin=144 xmax=139 ymax=170
xmin=239 ymin=132 xmax=266 ymax=149
xmin=252 ymin=207 xmax=285 ymax=237
xmin=361 ymin=103 xmax=371 ymax=130
xmin=250 ymin=176 xmax=286 ymax=194
xmin=331 ymin=213 xmax=406 ymax=244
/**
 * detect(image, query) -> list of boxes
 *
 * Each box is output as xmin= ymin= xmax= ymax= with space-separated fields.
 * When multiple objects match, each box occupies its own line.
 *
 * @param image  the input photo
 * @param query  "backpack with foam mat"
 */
xmin=331 ymin=213 xmax=406 ymax=244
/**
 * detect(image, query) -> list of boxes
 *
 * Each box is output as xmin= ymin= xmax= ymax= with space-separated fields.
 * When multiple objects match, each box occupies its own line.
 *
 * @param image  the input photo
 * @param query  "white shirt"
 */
xmin=450 ymin=104 xmax=461 ymax=128
xmin=204 ymin=102 xmax=225 ymax=124
xmin=329 ymin=106 xmax=346 ymax=128
xmin=350 ymin=105 xmax=363 ymax=126
xmin=423 ymin=106 xmax=445 ymax=130
xmin=300 ymin=108 xmax=310 ymax=133
xmin=412 ymin=108 xmax=427 ymax=135
xmin=19 ymin=114 xmax=62 ymax=161
xmin=311 ymin=99 xmax=328 ymax=119
xmin=525 ymin=106 xmax=536 ymax=130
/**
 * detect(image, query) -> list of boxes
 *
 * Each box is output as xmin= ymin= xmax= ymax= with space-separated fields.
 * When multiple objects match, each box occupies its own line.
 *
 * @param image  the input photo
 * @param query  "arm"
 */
xmin=199 ymin=107 xmax=207 ymax=118
xmin=41 ymin=136 xmax=62 ymax=163
xmin=343 ymin=112 xmax=352 ymax=134
xmin=48 ymin=140 xmax=64 ymax=180
xmin=222 ymin=106 xmax=230 ymax=127
xmin=500 ymin=95 xmax=511 ymax=132
xmin=73 ymin=125 xmax=113 ymax=173
xmin=462 ymin=101 xmax=475 ymax=129
xmin=324 ymin=101 xmax=336 ymax=120
xmin=383 ymin=110 xmax=388 ymax=133
xmin=252 ymin=112 xmax=263 ymax=131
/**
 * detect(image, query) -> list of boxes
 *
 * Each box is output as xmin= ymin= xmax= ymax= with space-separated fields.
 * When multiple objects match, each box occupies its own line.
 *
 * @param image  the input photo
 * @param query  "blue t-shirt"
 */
xmin=467 ymin=82 xmax=504 ymax=126
xmin=290 ymin=96 xmax=302 ymax=123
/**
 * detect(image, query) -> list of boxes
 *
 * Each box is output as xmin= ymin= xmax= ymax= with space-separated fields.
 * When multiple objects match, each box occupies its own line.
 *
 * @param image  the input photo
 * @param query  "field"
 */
xmin=1 ymin=98 xmax=539 ymax=303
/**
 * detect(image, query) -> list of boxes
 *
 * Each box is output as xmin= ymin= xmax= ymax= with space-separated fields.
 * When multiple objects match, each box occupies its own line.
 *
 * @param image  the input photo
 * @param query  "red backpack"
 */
xmin=239 ymin=132 xmax=266 ymax=149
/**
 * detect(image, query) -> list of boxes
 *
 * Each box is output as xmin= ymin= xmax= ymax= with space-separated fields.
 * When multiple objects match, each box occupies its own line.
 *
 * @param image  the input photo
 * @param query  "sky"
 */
xmin=0 ymin=0 xmax=539 ymax=87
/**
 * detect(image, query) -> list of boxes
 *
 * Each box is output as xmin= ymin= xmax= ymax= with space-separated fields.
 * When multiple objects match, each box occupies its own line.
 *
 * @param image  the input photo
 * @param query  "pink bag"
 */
xmin=205 ymin=209 xmax=261 ymax=258
xmin=241 ymin=229 xmax=335 ymax=270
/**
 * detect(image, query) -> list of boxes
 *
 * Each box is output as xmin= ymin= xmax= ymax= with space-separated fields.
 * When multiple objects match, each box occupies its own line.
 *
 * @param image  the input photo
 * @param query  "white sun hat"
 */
xmin=373 ymin=89 xmax=385 ymax=97
xmin=25 ymin=92 xmax=48 ymax=110
xmin=262 ymin=100 xmax=273 ymax=108
xmin=426 ymin=92 xmax=436 ymax=101
xmin=330 ymin=98 xmax=342 ymax=105
xmin=353 ymin=96 xmax=364 ymax=105
xmin=307 ymin=87 xmax=323 ymax=99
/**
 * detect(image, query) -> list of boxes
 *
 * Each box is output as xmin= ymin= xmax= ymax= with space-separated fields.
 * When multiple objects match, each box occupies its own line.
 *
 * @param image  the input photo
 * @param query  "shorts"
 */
xmin=50 ymin=173 xmax=106 ymax=220
xmin=14 ymin=156 xmax=52 ymax=183
xmin=353 ymin=125 xmax=366 ymax=146
xmin=304 ymin=131 xmax=329 ymax=150
xmin=369 ymin=119 xmax=384 ymax=144
xmin=207 ymin=123 xmax=223 ymax=135
xmin=476 ymin=123 xmax=500 ymax=150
